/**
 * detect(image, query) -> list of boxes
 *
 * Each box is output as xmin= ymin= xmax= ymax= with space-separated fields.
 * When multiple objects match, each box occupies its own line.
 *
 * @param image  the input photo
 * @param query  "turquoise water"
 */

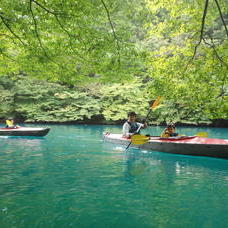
xmin=0 ymin=125 xmax=227 ymax=228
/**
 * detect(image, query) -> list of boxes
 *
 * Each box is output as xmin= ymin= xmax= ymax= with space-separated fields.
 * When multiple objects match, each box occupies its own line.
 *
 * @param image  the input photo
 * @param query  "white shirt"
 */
xmin=122 ymin=122 xmax=144 ymax=137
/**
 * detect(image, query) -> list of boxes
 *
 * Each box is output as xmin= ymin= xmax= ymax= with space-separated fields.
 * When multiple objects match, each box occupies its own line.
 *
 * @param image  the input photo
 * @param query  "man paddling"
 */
xmin=122 ymin=112 xmax=147 ymax=138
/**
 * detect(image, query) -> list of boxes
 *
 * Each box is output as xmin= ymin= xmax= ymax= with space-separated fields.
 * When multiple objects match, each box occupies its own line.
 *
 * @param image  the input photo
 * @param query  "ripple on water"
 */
xmin=0 ymin=124 xmax=227 ymax=227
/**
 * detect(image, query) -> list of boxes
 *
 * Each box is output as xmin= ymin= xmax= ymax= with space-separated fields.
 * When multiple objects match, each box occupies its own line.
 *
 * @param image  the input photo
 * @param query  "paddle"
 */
xmin=131 ymin=134 xmax=150 ymax=145
xmin=126 ymin=96 xmax=161 ymax=150
xmin=195 ymin=132 xmax=208 ymax=137
xmin=128 ymin=131 xmax=208 ymax=147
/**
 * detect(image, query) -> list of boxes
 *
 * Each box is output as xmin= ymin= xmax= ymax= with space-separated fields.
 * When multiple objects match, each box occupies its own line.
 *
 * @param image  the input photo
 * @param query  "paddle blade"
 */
xmin=150 ymin=96 xmax=161 ymax=109
xmin=196 ymin=132 xmax=208 ymax=137
xmin=131 ymin=134 xmax=150 ymax=145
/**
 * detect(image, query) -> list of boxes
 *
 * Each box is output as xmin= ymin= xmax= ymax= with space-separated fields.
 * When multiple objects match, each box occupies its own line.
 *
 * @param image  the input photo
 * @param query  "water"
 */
xmin=0 ymin=125 xmax=227 ymax=228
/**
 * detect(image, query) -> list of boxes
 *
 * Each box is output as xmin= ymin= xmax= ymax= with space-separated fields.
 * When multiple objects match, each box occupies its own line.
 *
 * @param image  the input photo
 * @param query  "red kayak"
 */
xmin=103 ymin=133 xmax=228 ymax=159
xmin=0 ymin=127 xmax=50 ymax=136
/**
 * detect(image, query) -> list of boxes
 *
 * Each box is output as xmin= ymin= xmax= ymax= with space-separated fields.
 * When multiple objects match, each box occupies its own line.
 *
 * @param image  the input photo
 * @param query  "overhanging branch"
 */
xmin=182 ymin=0 xmax=209 ymax=74
xmin=0 ymin=13 xmax=26 ymax=46
xmin=0 ymin=48 xmax=16 ymax=62
xmin=202 ymin=36 xmax=228 ymax=69
xmin=29 ymin=0 xmax=59 ymax=65
xmin=214 ymin=0 xmax=228 ymax=38
xmin=31 ymin=0 xmax=87 ymax=61
xmin=191 ymin=0 xmax=209 ymax=60
xmin=100 ymin=0 xmax=121 ymax=64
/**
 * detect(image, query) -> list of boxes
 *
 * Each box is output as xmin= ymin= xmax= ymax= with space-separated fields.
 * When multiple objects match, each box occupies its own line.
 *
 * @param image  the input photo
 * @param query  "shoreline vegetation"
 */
xmin=1 ymin=119 xmax=227 ymax=128
xmin=0 ymin=76 xmax=227 ymax=128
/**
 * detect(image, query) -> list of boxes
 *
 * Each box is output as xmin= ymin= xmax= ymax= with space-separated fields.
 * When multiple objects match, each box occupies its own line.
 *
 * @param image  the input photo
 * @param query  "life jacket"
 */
xmin=127 ymin=121 xmax=140 ymax=134
xmin=161 ymin=128 xmax=178 ymax=137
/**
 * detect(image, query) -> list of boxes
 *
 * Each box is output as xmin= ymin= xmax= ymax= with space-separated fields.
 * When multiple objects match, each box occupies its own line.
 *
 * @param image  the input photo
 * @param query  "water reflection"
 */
xmin=122 ymin=148 xmax=228 ymax=185
xmin=0 ymin=136 xmax=44 ymax=153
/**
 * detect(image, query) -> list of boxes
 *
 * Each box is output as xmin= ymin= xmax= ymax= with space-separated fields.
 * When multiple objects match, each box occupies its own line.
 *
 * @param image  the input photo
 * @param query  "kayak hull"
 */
xmin=103 ymin=133 xmax=228 ymax=159
xmin=0 ymin=127 xmax=50 ymax=136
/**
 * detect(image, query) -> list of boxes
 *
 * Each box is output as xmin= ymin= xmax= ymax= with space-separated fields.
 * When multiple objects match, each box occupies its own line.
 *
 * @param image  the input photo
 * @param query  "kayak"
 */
xmin=0 ymin=127 xmax=50 ymax=136
xmin=103 ymin=133 xmax=228 ymax=159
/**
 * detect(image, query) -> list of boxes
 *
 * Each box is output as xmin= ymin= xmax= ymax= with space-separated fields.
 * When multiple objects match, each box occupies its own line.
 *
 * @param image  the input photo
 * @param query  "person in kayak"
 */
xmin=161 ymin=124 xmax=178 ymax=137
xmin=122 ymin=112 xmax=147 ymax=138
xmin=5 ymin=118 xmax=18 ymax=128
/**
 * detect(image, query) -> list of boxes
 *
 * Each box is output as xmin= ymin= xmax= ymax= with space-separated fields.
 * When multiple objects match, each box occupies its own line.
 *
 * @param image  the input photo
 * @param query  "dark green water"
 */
xmin=0 ymin=125 xmax=227 ymax=228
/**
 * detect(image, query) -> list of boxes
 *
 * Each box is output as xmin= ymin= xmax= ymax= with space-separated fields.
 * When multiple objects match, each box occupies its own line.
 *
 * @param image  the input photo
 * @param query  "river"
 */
xmin=0 ymin=124 xmax=227 ymax=227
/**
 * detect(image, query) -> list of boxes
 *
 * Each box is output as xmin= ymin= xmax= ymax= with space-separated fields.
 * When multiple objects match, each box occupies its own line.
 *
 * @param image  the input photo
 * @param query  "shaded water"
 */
xmin=0 ymin=125 xmax=227 ymax=228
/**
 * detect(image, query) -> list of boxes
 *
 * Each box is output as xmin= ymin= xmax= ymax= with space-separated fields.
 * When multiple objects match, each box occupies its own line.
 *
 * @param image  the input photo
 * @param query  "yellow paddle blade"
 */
xmin=150 ymin=96 xmax=161 ymax=109
xmin=131 ymin=134 xmax=150 ymax=145
xmin=196 ymin=132 xmax=208 ymax=137
xmin=131 ymin=134 xmax=148 ymax=141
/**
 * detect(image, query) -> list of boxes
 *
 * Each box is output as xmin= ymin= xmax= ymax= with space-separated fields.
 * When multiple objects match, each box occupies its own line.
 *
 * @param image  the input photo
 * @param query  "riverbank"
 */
xmin=1 ymin=118 xmax=227 ymax=128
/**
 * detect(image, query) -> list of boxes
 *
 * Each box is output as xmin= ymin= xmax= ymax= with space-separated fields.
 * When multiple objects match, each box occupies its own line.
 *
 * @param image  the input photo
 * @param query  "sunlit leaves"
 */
xmin=144 ymin=0 xmax=228 ymax=123
xmin=0 ymin=0 xmax=148 ymax=83
xmin=0 ymin=0 xmax=227 ymax=124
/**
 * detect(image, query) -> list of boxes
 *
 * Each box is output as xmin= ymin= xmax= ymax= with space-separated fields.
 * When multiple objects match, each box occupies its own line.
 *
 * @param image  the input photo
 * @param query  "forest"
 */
xmin=0 ymin=0 xmax=227 ymax=126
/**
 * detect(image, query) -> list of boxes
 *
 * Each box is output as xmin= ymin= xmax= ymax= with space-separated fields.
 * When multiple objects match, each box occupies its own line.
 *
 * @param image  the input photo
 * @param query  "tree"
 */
xmin=0 ymin=0 xmax=227 ymax=123
xmin=0 ymin=0 xmax=148 ymax=83
xmin=144 ymin=0 xmax=228 ymax=122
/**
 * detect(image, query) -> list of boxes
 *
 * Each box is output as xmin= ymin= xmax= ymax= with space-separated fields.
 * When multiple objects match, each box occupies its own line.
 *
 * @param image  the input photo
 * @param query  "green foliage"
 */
xmin=99 ymin=82 xmax=150 ymax=121
xmin=0 ymin=0 xmax=227 ymax=124
xmin=0 ymin=76 xmax=227 ymax=124
xmin=0 ymin=0 xmax=148 ymax=83
xmin=144 ymin=0 xmax=228 ymax=123
xmin=0 ymin=77 xmax=151 ymax=123
xmin=0 ymin=77 xmax=101 ymax=122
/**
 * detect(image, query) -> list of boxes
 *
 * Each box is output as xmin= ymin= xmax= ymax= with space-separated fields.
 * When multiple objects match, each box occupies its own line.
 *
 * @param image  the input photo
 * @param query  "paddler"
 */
xmin=5 ymin=117 xmax=18 ymax=128
xmin=161 ymin=124 xmax=178 ymax=137
xmin=122 ymin=112 xmax=147 ymax=138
